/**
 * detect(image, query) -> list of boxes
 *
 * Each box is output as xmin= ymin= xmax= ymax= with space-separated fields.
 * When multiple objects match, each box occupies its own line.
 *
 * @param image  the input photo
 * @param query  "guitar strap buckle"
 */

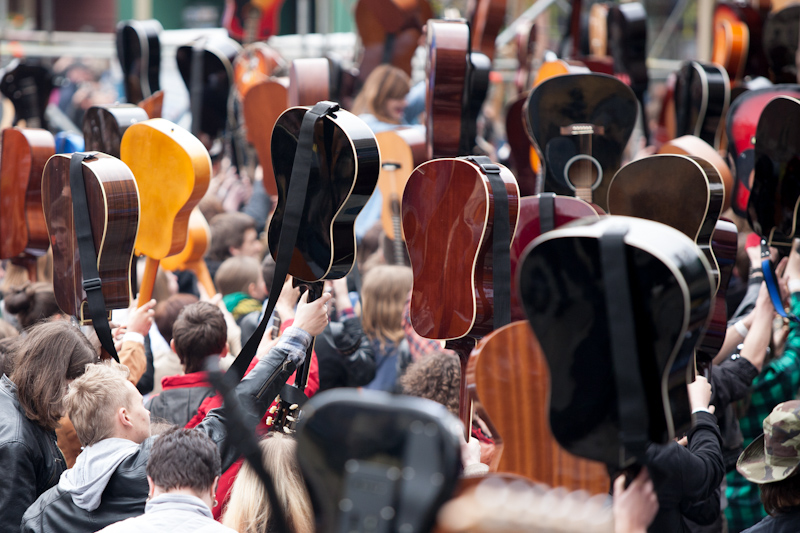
xmin=82 ymin=277 xmax=103 ymax=293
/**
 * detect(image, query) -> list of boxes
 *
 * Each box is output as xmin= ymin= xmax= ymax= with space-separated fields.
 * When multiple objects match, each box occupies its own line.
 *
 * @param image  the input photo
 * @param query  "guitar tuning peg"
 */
xmin=266 ymin=417 xmax=273 ymax=425
xmin=275 ymin=395 xmax=282 ymax=403
xmin=290 ymin=404 xmax=299 ymax=410
xmin=286 ymin=415 xmax=296 ymax=422
xmin=282 ymin=427 xmax=292 ymax=434
xmin=269 ymin=405 xmax=278 ymax=414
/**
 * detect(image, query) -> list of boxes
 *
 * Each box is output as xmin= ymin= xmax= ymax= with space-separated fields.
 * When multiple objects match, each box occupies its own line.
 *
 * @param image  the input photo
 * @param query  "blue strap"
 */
xmin=761 ymin=238 xmax=800 ymax=323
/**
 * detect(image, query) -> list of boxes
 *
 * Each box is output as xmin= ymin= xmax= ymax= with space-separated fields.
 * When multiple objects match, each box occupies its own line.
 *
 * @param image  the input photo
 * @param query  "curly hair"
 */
xmin=399 ymin=352 xmax=460 ymax=417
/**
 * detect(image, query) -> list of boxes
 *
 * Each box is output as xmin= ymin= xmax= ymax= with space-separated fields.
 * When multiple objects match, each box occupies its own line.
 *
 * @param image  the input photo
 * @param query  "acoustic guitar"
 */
xmin=0 ymin=59 xmax=53 ymax=129
xmin=138 ymin=90 xmax=164 ymax=119
xmin=504 ymin=93 xmax=538 ymax=196
xmin=233 ymin=42 xmax=284 ymax=98
xmin=658 ymin=135 xmax=734 ymax=212
xmin=288 ymin=58 xmax=330 ymax=107
xmin=0 ymin=127 xmax=54 ymax=280
xmin=161 ymin=208 xmax=216 ymax=297
xmin=763 ymin=5 xmax=800 ymax=84
xmin=700 ymin=219 xmax=738 ymax=373
xmin=519 ymin=216 xmax=715 ymax=469
xmin=509 ymin=194 xmax=600 ymax=321
xmin=606 ymin=2 xmax=648 ymax=138
xmin=223 ymin=0 xmax=284 ymax=42
xmin=354 ymin=0 xmax=433 ymax=84
xmin=513 ymin=19 xmax=537 ymax=95
xmin=524 ymin=72 xmax=638 ymax=211
xmin=268 ymin=105 xmax=380 ymax=282
xmin=120 ymin=119 xmax=211 ymax=303
xmin=674 ymin=61 xmax=731 ymax=150
xmin=726 ymin=85 xmax=800 ymax=217
xmin=712 ymin=2 xmax=768 ymax=82
xmin=82 ymin=104 xmax=150 ymax=159
xmin=748 ymin=96 xmax=800 ymax=248
xmin=374 ymin=127 xmax=426 ymax=264
xmin=467 ymin=0 xmax=507 ymax=61
xmin=242 ymin=77 xmax=289 ymax=196
xmin=115 ymin=19 xmax=162 ymax=105
xmin=467 ymin=321 xmax=610 ymax=494
xmin=42 ymin=153 xmax=140 ymax=322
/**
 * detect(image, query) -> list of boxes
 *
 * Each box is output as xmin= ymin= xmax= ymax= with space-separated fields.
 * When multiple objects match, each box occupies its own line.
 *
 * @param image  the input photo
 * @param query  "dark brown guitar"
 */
xmin=0 ymin=59 xmax=53 ymax=129
xmin=467 ymin=0 xmax=506 ymax=61
xmin=116 ymin=19 xmax=162 ymax=105
xmin=0 ymin=127 xmax=54 ymax=280
xmin=42 ymin=153 xmax=140 ymax=322
xmin=467 ymin=321 xmax=610 ymax=493
xmin=82 ymin=104 xmax=150 ymax=159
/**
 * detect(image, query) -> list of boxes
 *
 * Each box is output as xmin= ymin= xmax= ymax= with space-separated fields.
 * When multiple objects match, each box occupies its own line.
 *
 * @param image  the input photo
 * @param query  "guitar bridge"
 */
xmin=560 ymin=123 xmax=605 ymax=136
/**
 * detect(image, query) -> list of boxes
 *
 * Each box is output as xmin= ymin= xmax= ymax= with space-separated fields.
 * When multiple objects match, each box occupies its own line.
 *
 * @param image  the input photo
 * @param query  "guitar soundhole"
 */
xmin=563 ymin=154 xmax=603 ymax=191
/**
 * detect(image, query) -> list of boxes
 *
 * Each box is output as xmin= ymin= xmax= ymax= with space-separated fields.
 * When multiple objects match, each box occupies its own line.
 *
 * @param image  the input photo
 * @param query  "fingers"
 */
xmin=613 ymin=473 xmax=626 ymax=495
xmin=708 ymin=404 xmax=716 ymax=415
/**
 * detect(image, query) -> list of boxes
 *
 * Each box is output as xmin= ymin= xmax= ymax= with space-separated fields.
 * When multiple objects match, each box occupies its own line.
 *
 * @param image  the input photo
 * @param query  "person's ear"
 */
xmin=119 ymin=406 xmax=132 ymax=428
xmin=219 ymin=344 xmax=229 ymax=359
xmin=247 ymin=281 xmax=257 ymax=297
xmin=170 ymin=339 xmax=176 ymax=353
xmin=147 ymin=476 xmax=155 ymax=499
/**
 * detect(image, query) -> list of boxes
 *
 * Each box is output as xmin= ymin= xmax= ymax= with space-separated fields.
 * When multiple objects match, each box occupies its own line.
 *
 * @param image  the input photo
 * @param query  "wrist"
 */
xmin=734 ymin=320 xmax=749 ymax=337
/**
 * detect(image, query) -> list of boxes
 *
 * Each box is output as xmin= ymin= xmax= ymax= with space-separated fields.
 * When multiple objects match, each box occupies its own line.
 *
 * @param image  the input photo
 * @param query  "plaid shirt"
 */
xmin=402 ymin=293 xmax=447 ymax=361
xmin=725 ymin=294 xmax=800 ymax=532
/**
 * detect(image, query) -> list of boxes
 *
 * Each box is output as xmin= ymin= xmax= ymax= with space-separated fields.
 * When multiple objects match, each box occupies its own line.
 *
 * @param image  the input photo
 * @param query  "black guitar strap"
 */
xmin=539 ymin=192 xmax=556 ymax=234
xmin=465 ymin=156 xmax=512 ymax=330
xmin=228 ymin=101 xmax=340 ymax=384
xmin=599 ymin=225 xmax=649 ymax=463
xmin=69 ymin=152 xmax=119 ymax=362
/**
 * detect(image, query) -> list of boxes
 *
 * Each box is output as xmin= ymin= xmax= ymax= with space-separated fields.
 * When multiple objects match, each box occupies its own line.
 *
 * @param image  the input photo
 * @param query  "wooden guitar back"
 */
xmin=42 ymin=153 xmax=139 ymax=320
xmin=402 ymin=158 xmax=519 ymax=340
xmin=243 ymin=77 xmax=289 ymax=197
xmin=83 ymin=104 xmax=150 ymax=159
xmin=375 ymin=127 xmax=426 ymax=241
xmin=121 ymin=118 xmax=211 ymax=260
xmin=161 ymin=208 xmax=215 ymax=296
xmin=0 ymin=127 xmax=54 ymax=259
xmin=468 ymin=0 xmax=506 ymax=61
xmin=288 ymin=58 xmax=329 ymax=107
xmin=467 ymin=321 xmax=610 ymax=494
xmin=234 ymin=42 xmax=284 ymax=97
xmin=658 ymin=135 xmax=733 ymax=212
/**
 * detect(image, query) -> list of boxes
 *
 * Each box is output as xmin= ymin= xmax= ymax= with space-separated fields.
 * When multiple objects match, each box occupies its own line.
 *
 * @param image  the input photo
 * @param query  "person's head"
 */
xmin=153 ymin=293 xmax=200 ymax=344
xmin=208 ymin=212 xmax=263 ymax=262
xmin=66 ymin=361 xmax=151 ymax=446
xmin=171 ymin=301 xmax=228 ymax=374
xmin=352 ymin=65 xmax=411 ymax=124
xmin=146 ymin=427 xmax=221 ymax=510
xmin=215 ymin=256 xmax=267 ymax=300
xmin=262 ymin=254 xmax=277 ymax=295
xmin=361 ymin=265 xmax=413 ymax=346
xmin=738 ymin=400 xmax=800 ymax=515
xmin=222 ymin=434 xmax=313 ymax=533
xmin=400 ymin=352 xmax=461 ymax=417
xmin=3 ymin=282 xmax=61 ymax=329
xmin=10 ymin=321 xmax=97 ymax=431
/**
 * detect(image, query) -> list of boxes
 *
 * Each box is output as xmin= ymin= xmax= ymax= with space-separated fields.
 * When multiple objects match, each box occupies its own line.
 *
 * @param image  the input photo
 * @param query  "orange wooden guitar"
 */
xmin=120 ymin=119 xmax=211 ymax=305
xmin=243 ymin=77 xmax=289 ymax=196
xmin=467 ymin=321 xmax=610 ymax=494
xmin=0 ymin=127 xmax=54 ymax=281
xmin=234 ymin=43 xmax=284 ymax=98
xmin=138 ymin=90 xmax=164 ymax=119
xmin=161 ymin=208 xmax=216 ymax=296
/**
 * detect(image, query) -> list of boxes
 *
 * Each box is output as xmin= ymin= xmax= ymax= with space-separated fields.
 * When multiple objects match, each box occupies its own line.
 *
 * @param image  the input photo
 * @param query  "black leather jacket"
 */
xmin=20 ymin=338 xmax=300 ymax=533
xmin=0 ymin=375 xmax=66 ymax=533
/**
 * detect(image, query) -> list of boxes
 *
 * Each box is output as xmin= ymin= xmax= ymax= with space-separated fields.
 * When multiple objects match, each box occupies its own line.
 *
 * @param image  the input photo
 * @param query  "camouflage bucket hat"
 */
xmin=738 ymin=400 xmax=800 ymax=484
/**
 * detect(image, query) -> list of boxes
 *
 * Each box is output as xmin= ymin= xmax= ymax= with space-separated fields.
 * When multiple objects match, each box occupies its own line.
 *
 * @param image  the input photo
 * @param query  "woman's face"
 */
xmin=385 ymin=98 xmax=407 ymax=122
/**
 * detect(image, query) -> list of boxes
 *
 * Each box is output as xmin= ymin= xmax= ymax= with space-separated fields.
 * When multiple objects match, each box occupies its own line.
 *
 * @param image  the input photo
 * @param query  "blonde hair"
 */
xmin=361 ymin=265 xmax=412 ymax=346
xmin=215 ymin=256 xmax=261 ymax=296
xmin=65 ymin=361 xmax=132 ymax=446
xmin=222 ymin=434 xmax=314 ymax=533
xmin=351 ymin=65 xmax=411 ymax=124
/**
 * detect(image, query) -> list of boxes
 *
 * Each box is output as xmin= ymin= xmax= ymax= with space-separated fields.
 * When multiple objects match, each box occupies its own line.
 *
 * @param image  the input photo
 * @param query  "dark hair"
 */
xmin=171 ymin=302 xmax=227 ymax=373
xmin=10 ymin=321 xmax=97 ymax=430
xmin=4 ymin=282 xmax=60 ymax=329
xmin=399 ymin=352 xmax=461 ymax=416
xmin=262 ymin=254 xmax=277 ymax=293
xmin=208 ymin=212 xmax=257 ymax=262
xmin=214 ymin=256 xmax=261 ymax=296
xmin=146 ymin=427 xmax=221 ymax=492
xmin=761 ymin=471 xmax=800 ymax=515
xmin=154 ymin=293 xmax=200 ymax=344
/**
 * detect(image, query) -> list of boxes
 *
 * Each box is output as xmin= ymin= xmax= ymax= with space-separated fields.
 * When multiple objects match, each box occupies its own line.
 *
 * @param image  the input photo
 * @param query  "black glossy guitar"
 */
xmin=763 ymin=5 xmax=800 ymax=84
xmin=674 ymin=61 xmax=730 ymax=150
xmin=116 ymin=19 xmax=162 ymax=105
xmin=523 ymin=72 xmax=638 ymax=211
xmin=82 ymin=104 xmax=150 ymax=159
xmin=748 ymin=95 xmax=800 ymax=248
xmin=0 ymin=59 xmax=53 ymax=129
xmin=518 ymin=216 xmax=714 ymax=469
xmin=607 ymin=2 xmax=648 ymax=139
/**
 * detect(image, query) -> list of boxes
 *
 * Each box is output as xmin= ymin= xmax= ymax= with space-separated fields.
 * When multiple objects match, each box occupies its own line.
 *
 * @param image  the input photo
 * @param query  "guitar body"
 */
xmin=268 ymin=106 xmax=380 ymax=282
xmin=748 ymin=96 xmax=800 ymax=247
xmin=510 ymin=194 xmax=600 ymax=321
xmin=402 ymin=158 xmax=520 ymax=340
xmin=658 ymin=135 xmax=734 ymax=212
xmin=714 ymin=2 xmax=768 ymax=81
xmin=138 ymin=90 xmax=164 ymax=119
xmin=82 ymin=104 xmax=150 ymax=159
xmin=161 ymin=208 xmax=215 ymax=296
xmin=524 ymin=73 xmax=638 ymax=211
xmin=699 ymin=220 xmax=738 ymax=369
xmin=467 ymin=321 xmax=610 ymax=493
xmin=426 ymin=20 xmax=469 ymax=159
xmin=0 ymin=60 xmax=53 ymax=129
xmin=0 ymin=127 xmax=54 ymax=259
xmin=223 ymin=0 xmax=284 ymax=42
xmin=674 ymin=61 xmax=731 ymax=150
xmin=42 ymin=153 xmax=140 ymax=321
xmin=242 ymin=77 xmax=289 ymax=196
xmin=505 ymin=92 xmax=537 ymax=196
xmin=726 ymin=85 xmax=800 ymax=217
xmin=763 ymin=5 xmax=800 ymax=84
xmin=115 ymin=19 xmax=162 ymax=105
xmin=607 ymin=2 xmax=648 ymax=114
xmin=355 ymin=0 xmax=433 ymax=83
xmin=233 ymin=42 xmax=284 ymax=97
xmin=467 ymin=0 xmax=506 ymax=61
xmin=375 ymin=127 xmax=426 ymax=242
xmin=121 ymin=118 xmax=211 ymax=260
xmin=608 ymin=154 xmax=724 ymax=287
xmin=288 ymin=58 xmax=330 ymax=107
xmin=588 ymin=3 xmax=609 ymax=57
xmin=519 ymin=216 xmax=714 ymax=468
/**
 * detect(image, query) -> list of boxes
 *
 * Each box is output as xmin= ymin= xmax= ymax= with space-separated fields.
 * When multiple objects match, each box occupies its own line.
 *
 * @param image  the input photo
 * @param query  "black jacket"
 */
xmin=20 ymin=340 xmax=299 ymax=533
xmin=316 ymin=316 xmax=376 ymax=391
xmin=145 ymin=378 xmax=215 ymax=427
xmin=0 ymin=375 xmax=66 ymax=533
xmin=743 ymin=508 xmax=800 ymax=532
xmin=646 ymin=411 xmax=725 ymax=533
